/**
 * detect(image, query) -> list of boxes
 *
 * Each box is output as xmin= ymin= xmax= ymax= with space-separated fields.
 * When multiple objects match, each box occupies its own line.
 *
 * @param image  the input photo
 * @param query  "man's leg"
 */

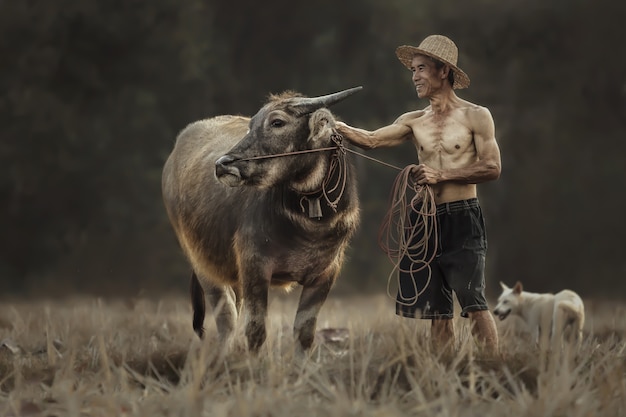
xmin=468 ymin=310 xmax=499 ymax=356
xmin=431 ymin=318 xmax=455 ymax=354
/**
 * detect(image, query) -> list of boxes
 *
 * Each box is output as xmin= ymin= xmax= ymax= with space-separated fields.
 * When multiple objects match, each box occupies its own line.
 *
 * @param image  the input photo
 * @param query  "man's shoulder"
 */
xmin=454 ymin=102 xmax=495 ymax=136
xmin=393 ymin=109 xmax=427 ymax=125
xmin=456 ymin=101 xmax=493 ymax=123
xmin=455 ymin=98 xmax=488 ymax=112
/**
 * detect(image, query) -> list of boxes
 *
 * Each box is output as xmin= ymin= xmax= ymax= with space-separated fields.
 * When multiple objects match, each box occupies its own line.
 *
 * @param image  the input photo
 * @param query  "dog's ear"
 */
xmin=500 ymin=281 xmax=509 ymax=291
xmin=513 ymin=281 xmax=523 ymax=294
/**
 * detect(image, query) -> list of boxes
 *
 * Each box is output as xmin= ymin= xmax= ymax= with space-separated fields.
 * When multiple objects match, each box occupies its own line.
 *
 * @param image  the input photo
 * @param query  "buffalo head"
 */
xmin=215 ymin=87 xmax=362 ymax=190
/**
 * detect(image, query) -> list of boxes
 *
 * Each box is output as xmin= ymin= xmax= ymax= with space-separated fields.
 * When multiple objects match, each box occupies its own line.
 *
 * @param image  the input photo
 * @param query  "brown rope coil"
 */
xmin=377 ymin=165 xmax=439 ymax=305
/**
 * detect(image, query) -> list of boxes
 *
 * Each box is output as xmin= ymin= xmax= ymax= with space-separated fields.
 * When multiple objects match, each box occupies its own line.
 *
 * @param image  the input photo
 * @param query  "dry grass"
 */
xmin=0 ymin=293 xmax=624 ymax=416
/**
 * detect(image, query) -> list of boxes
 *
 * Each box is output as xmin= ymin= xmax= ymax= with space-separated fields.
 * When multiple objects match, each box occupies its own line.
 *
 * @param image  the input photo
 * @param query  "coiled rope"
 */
xmin=377 ymin=165 xmax=438 ymax=305
xmin=295 ymin=134 xmax=348 ymax=213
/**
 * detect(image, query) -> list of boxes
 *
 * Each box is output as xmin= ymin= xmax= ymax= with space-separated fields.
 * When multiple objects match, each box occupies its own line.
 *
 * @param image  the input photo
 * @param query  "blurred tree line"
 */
xmin=1 ymin=0 xmax=625 ymax=299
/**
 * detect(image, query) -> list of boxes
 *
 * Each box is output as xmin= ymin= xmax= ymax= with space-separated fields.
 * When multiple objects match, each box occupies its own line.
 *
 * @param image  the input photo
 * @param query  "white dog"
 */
xmin=493 ymin=281 xmax=585 ymax=350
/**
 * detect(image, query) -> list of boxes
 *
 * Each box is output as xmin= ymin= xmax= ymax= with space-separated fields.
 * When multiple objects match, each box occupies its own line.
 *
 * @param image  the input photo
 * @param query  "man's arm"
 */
xmin=412 ymin=107 xmax=501 ymax=185
xmin=335 ymin=112 xmax=419 ymax=149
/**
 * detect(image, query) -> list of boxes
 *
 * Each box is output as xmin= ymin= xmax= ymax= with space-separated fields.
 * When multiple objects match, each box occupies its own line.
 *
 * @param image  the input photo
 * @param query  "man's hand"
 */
xmin=410 ymin=163 xmax=442 ymax=185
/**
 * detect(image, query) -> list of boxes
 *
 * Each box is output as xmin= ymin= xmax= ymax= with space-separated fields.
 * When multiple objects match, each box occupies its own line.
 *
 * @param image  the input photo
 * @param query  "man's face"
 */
xmin=410 ymin=55 xmax=447 ymax=98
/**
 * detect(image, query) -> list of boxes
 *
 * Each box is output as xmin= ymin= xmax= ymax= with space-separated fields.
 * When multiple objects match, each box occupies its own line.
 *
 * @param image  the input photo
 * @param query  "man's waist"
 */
xmin=430 ymin=183 xmax=477 ymax=205
xmin=436 ymin=198 xmax=479 ymax=215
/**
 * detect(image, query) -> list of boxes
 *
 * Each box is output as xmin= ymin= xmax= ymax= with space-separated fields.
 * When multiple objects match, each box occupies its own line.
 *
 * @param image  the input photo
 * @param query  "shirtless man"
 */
xmin=336 ymin=35 xmax=501 ymax=355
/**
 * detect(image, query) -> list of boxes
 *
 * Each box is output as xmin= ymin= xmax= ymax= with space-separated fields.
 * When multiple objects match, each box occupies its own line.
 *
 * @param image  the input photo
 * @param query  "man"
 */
xmin=336 ymin=35 xmax=501 ymax=355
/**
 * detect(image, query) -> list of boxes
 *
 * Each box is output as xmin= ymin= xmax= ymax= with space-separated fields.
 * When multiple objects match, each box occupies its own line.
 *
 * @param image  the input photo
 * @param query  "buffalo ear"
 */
xmin=513 ymin=281 xmax=523 ymax=294
xmin=307 ymin=109 xmax=335 ymax=145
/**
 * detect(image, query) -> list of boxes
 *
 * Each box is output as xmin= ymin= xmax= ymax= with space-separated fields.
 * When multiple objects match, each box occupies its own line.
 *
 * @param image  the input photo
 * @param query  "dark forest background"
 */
xmin=2 ymin=0 xmax=625 ymax=300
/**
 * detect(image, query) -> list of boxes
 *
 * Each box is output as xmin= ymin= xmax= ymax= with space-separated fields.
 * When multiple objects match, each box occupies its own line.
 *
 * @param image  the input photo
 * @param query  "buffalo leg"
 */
xmin=190 ymin=271 xmax=206 ymax=338
xmin=294 ymin=278 xmax=334 ymax=355
xmin=206 ymin=281 xmax=238 ymax=346
xmin=242 ymin=277 xmax=269 ymax=353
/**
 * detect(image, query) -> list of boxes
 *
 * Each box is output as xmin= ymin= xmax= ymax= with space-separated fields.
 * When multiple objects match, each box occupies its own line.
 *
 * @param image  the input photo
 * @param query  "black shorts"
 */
xmin=396 ymin=198 xmax=489 ymax=319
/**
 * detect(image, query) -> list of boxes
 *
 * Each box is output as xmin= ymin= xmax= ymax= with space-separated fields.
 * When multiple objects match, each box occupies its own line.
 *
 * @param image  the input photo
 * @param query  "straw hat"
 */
xmin=395 ymin=35 xmax=470 ymax=89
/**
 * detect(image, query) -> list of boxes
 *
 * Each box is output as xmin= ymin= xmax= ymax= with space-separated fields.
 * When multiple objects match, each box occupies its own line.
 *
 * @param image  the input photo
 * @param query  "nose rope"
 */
xmin=237 ymin=146 xmax=339 ymax=162
xmin=238 ymin=134 xmax=404 ymax=171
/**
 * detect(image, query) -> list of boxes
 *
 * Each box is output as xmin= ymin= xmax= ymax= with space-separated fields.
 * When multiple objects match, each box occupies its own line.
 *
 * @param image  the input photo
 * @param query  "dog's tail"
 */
xmin=557 ymin=300 xmax=584 ymax=327
xmin=557 ymin=300 xmax=584 ymax=347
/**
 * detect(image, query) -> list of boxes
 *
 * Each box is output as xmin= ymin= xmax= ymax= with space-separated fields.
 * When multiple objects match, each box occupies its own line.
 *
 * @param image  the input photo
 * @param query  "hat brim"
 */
xmin=395 ymin=45 xmax=470 ymax=89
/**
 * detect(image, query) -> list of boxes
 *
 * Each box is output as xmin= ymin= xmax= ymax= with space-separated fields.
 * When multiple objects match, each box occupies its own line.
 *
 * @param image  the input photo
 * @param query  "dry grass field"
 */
xmin=0 ymin=292 xmax=624 ymax=416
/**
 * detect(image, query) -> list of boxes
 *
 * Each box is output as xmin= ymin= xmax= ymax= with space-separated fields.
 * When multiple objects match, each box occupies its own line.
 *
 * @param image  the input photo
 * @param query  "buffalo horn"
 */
xmin=292 ymin=86 xmax=363 ymax=114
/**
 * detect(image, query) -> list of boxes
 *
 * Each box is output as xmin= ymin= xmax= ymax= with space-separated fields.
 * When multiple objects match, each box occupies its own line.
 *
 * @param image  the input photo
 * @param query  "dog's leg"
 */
xmin=534 ymin=311 xmax=548 ymax=348
xmin=533 ymin=326 xmax=540 ymax=346
xmin=552 ymin=305 xmax=566 ymax=353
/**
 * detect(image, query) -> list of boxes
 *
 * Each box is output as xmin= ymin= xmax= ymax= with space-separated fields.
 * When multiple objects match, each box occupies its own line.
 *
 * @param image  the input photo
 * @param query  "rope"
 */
xmin=238 ymin=133 xmax=349 ymax=214
xmin=343 ymin=148 xmax=404 ymax=171
xmin=321 ymin=139 xmax=347 ymax=211
xmin=238 ymin=146 xmax=339 ymax=162
xmin=377 ymin=165 xmax=438 ymax=305
xmin=239 ymin=140 xmax=404 ymax=171
xmin=296 ymin=134 xmax=348 ymax=212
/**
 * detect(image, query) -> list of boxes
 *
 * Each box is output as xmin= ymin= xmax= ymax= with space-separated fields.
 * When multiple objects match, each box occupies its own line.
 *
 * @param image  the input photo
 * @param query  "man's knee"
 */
xmin=455 ymin=288 xmax=488 ymax=317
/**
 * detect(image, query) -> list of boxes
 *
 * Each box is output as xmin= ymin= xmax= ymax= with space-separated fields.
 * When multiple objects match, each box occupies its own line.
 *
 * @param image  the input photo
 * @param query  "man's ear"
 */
xmin=441 ymin=65 xmax=451 ymax=81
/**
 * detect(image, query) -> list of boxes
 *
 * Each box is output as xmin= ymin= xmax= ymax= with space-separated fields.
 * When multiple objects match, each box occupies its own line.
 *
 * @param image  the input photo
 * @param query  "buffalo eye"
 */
xmin=270 ymin=119 xmax=286 ymax=128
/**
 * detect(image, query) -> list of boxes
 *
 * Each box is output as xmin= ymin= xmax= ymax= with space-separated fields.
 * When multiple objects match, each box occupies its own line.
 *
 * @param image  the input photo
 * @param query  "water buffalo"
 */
xmin=162 ymin=87 xmax=362 ymax=354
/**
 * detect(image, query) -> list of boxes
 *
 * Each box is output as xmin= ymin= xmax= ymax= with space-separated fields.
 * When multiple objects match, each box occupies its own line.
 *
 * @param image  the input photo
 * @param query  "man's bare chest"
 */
xmin=410 ymin=114 xmax=474 ymax=156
